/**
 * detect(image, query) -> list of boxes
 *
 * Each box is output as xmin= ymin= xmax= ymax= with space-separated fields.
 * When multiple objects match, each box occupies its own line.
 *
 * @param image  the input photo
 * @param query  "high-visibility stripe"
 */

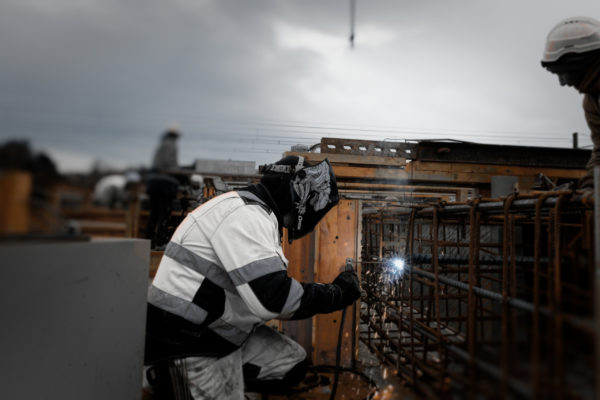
xmin=152 ymin=256 xmax=204 ymax=302
xmin=280 ymin=279 xmax=304 ymax=317
xmin=236 ymin=283 xmax=279 ymax=320
xmin=229 ymin=256 xmax=286 ymax=286
xmin=208 ymin=318 xmax=251 ymax=346
xmin=148 ymin=285 xmax=208 ymax=325
xmin=165 ymin=241 xmax=236 ymax=293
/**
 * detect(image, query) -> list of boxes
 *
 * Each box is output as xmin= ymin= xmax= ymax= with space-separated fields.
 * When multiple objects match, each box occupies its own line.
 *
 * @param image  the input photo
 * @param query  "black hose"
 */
xmin=312 ymin=365 xmax=379 ymax=395
xmin=329 ymin=306 xmax=347 ymax=400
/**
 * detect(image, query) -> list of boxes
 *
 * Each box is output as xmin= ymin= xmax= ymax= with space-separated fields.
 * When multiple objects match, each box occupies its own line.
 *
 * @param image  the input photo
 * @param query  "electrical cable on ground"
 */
xmin=329 ymin=306 xmax=346 ymax=400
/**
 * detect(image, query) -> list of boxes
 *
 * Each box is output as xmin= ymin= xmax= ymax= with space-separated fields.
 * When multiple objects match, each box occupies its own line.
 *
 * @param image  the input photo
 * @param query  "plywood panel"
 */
xmin=282 ymin=231 xmax=315 ymax=356
xmin=313 ymin=200 xmax=359 ymax=367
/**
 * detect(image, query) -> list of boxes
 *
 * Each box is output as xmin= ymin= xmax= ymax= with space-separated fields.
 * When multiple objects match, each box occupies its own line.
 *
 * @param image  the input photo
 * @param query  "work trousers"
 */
xmin=146 ymin=325 xmax=307 ymax=400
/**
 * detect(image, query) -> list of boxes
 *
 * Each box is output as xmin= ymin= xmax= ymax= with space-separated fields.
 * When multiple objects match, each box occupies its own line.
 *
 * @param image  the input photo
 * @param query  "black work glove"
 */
xmin=290 ymin=271 xmax=361 ymax=320
xmin=332 ymin=271 xmax=361 ymax=307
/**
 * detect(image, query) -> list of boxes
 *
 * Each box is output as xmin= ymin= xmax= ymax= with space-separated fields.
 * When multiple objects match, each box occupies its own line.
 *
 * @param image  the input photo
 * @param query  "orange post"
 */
xmin=0 ymin=171 xmax=32 ymax=234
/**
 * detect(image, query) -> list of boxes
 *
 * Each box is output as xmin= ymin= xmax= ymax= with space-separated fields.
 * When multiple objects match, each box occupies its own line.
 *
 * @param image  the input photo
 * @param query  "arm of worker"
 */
xmin=288 ymin=271 xmax=361 ymax=320
xmin=210 ymin=205 xmax=361 ymax=321
xmin=579 ymin=94 xmax=600 ymax=189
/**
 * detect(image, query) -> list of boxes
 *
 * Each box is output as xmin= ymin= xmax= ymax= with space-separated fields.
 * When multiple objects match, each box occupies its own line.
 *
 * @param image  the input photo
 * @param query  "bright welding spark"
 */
xmin=392 ymin=257 xmax=405 ymax=273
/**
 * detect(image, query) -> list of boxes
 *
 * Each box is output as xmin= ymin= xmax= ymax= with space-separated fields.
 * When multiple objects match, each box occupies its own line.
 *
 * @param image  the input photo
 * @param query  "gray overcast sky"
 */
xmin=1 ymin=0 xmax=598 ymax=172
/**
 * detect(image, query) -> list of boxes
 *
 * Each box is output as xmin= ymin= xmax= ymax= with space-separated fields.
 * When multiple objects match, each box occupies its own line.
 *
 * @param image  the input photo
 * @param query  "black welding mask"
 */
xmin=260 ymin=156 xmax=339 ymax=242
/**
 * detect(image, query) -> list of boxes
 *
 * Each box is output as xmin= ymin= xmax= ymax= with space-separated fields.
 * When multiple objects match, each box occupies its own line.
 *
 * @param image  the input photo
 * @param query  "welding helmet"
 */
xmin=260 ymin=156 xmax=339 ymax=241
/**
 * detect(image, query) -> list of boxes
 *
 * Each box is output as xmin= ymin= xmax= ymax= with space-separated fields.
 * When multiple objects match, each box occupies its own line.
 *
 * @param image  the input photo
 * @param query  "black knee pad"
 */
xmin=147 ymin=361 xmax=192 ymax=400
xmin=243 ymin=357 xmax=309 ymax=394
xmin=282 ymin=357 xmax=309 ymax=387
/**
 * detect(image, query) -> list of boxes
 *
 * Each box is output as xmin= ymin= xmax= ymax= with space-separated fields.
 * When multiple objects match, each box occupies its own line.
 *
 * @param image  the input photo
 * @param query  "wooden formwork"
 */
xmin=283 ymin=199 xmax=361 ymax=367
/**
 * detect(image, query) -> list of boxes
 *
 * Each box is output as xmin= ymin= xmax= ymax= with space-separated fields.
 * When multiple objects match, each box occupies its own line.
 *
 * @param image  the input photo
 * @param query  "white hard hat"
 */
xmin=542 ymin=17 xmax=600 ymax=63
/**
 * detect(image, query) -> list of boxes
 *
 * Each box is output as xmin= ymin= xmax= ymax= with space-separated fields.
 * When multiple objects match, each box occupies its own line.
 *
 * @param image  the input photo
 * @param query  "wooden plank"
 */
xmin=313 ymin=199 xmax=359 ymax=367
xmin=319 ymin=137 xmax=417 ymax=157
xmin=337 ymin=181 xmax=474 ymax=192
xmin=331 ymin=165 xmax=410 ymax=180
xmin=282 ymin=231 xmax=315 ymax=358
xmin=411 ymin=161 xmax=586 ymax=179
xmin=331 ymin=163 xmax=585 ymax=185
xmin=125 ymin=183 xmax=143 ymax=238
xmin=75 ymin=220 xmax=127 ymax=236
xmin=286 ymin=151 xmax=406 ymax=167
xmin=282 ymin=155 xmax=586 ymax=184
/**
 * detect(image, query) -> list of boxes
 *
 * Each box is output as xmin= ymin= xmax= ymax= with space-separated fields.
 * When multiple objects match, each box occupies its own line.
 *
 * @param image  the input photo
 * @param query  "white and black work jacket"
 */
xmin=145 ymin=188 xmax=342 ymax=363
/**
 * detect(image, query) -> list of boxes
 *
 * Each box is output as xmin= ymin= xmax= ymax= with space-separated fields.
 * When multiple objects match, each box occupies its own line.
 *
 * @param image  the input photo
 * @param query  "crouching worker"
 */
xmin=144 ymin=156 xmax=361 ymax=399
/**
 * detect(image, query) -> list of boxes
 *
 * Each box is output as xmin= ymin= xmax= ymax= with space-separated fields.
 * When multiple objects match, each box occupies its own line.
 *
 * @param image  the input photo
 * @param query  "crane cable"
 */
xmin=349 ymin=0 xmax=356 ymax=48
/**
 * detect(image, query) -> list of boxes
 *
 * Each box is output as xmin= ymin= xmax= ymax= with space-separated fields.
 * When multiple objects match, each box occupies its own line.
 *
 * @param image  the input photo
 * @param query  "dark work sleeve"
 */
xmin=289 ymin=282 xmax=345 ymax=320
xmin=248 ymin=270 xmax=293 ymax=314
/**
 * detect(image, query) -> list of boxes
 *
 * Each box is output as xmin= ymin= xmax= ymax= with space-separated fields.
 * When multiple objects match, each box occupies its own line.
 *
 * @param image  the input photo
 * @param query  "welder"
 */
xmin=144 ymin=155 xmax=361 ymax=399
xmin=541 ymin=16 xmax=600 ymax=189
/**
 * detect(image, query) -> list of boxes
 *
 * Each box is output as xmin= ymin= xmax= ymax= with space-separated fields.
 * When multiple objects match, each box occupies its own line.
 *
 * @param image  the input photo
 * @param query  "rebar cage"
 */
xmin=360 ymin=192 xmax=595 ymax=399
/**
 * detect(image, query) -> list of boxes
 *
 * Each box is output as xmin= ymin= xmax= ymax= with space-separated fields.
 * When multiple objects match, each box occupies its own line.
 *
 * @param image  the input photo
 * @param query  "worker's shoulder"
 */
xmin=583 ymin=93 xmax=600 ymax=113
xmin=190 ymin=191 xmax=271 ymax=219
xmin=236 ymin=190 xmax=272 ymax=214
xmin=190 ymin=191 xmax=243 ymax=215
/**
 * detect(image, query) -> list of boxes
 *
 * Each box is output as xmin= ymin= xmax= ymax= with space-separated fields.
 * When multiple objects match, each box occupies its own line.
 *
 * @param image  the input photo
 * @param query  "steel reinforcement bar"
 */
xmin=360 ymin=192 xmax=595 ymax=399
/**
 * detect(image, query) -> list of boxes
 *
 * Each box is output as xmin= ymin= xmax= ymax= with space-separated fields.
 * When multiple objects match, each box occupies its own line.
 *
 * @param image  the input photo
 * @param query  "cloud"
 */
xmin=0 ymin=0 xmax=597 ymax=171
xmin=42 ymin=146 xmax=96 ymax=173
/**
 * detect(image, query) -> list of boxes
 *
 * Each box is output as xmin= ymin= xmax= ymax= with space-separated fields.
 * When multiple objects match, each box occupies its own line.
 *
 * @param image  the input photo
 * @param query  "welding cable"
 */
xmin=286 ymin=306 xmax=377 ymax=400
xmin=328 ymin=303 xmax=379 ymax=398
xmin=328 ymin=306 xmax=347 ymax=400
xmin=310 ymin=365 xmax=379 ymax=395
xmin=321 ymin=259 xmax=378 ymax=399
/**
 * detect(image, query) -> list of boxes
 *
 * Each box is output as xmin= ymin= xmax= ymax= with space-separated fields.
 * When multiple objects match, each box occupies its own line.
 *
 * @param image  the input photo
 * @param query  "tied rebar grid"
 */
xmin=360 ymin=192 xmax=596 ymax=399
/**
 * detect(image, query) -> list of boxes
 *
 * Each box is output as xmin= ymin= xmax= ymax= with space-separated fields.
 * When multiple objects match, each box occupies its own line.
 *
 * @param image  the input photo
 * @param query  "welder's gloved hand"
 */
xmin=290 ymin=271 xmax=361 ymax=320
xmin=332 ymin=271 xmax=361 ymax=307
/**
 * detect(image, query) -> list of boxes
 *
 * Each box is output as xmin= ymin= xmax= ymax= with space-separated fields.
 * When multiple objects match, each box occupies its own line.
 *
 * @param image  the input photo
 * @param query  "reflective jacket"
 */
xmin=580 ymin=94 xmax=600 ymax=187
xmin=145 ymin=190 xmax=308 ymax=363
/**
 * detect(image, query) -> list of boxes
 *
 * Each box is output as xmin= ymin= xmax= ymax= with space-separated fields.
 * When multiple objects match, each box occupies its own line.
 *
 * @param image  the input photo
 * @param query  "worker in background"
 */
xmin=144 ymin=155 xmax=361 ymax=399
xmin=145 ymin=128 xmax=181 ymax=249
xmin=541 ymin=16 xmax=600 ymax=189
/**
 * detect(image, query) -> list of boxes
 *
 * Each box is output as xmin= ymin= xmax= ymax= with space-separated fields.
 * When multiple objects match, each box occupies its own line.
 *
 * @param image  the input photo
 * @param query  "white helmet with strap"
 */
xmin=542 ymin=16 xmax=600 ymax=63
